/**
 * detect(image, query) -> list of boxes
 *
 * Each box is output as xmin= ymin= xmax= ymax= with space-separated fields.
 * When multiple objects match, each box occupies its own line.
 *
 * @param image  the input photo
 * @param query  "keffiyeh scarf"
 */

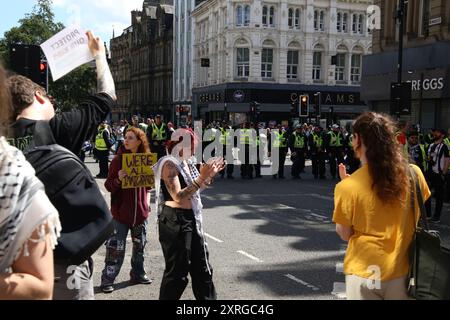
xmin=0 ymin=137 xmax=61 ymax=272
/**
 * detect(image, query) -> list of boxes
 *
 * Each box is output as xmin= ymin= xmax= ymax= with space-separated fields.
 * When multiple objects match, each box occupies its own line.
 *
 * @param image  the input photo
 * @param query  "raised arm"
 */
xmin=86 ymin=31 xmax=117 ymax=101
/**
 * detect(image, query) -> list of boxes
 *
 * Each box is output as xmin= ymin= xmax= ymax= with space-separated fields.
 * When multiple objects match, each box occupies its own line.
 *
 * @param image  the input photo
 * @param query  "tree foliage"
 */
xmin=0 ymin=0 xmax=96 ymax=111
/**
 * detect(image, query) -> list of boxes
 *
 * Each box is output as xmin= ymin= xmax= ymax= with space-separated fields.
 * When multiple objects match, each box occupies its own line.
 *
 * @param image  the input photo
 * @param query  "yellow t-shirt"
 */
xmin=332 ymin=164 xmax=431 ymax=281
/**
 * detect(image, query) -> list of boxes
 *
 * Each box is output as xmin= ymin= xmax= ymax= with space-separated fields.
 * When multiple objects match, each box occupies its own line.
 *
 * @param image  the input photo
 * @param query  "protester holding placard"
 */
xmin=7 ymin=30 xmax=116 ymax=300
xmin=101 ymin=127 xmax=152 ymax=293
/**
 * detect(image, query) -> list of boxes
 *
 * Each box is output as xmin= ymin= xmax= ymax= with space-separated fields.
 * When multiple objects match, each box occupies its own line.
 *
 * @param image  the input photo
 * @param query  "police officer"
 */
xmin=202 ymin=123 xmax=218 ymax=161
xmin=309 ymin=126 xmax=326 ymax=179
xmin=147 ymin=114 xmax=171 ymax=160
xmin=94 ymin=122 xmax=113 ymax=178
xmin=289 ymin=124 xmax=307 ymax=179
xmin=269 ymin=124 xmax=289 ymax=179
xmin=239 ymin=122 xmax=254 ymax=179
xmin=219 ymin=120 xmax=235 ymax=179
xmin=325 ymin=124 xmax=345 ymax=179
xmin=406 ymin=131 xmax=428 ymax=174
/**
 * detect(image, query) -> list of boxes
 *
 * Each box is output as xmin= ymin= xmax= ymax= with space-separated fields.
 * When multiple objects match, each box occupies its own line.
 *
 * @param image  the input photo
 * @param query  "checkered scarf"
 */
xmin=0 ymin=137 xmax=60 ymax=272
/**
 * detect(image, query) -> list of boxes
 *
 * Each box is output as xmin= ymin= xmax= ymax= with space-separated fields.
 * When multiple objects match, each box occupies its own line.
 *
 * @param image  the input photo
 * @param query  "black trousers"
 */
xmin=96 ymin=149 xmax=109 ymax=177
xmin=425 ymin=172 xmax=446 ymax=219
xmin=328 ymin=147 xmax=344 ymax=178
xmin=220 ymin=146 xmax=234 ymax=177
xmin=158 ymin=206 xmax=216 ymax=300
xmin=311 ymin=151 xmax=326 ymax=178
xmin=291 ymin=148 xmax=306 ymax=178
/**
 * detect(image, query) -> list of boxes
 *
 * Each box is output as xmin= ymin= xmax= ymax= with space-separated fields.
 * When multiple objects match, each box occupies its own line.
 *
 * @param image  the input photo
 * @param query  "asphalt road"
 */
xmin=84 ymin=156 xmax=450 ymax=300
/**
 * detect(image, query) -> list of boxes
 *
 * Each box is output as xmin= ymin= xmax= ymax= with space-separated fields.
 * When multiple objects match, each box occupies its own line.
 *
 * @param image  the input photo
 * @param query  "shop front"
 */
xmin=192 ymin=82 xmax=367 ymax=127
xmin=361 ymin=42 xmax=450 ymax=131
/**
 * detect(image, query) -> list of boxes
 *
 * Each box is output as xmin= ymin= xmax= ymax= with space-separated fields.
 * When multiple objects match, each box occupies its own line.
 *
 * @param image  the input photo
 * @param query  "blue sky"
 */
xmin=1 ymin=0 xmax=144 ymax=46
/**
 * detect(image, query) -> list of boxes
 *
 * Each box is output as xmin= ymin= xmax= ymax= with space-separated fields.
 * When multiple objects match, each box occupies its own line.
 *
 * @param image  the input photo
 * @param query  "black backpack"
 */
xmin=23 ymin=121 xmax=114 ymax=265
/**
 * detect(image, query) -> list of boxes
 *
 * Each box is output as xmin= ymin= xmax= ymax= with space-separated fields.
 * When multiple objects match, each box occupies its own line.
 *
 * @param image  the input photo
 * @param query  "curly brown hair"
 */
xmin=125 ymin=127 xmax=151 ymax=154
xmin=353 ymin=112 xmax=410 ymax=204
xmin=0 ymin=62 xmax=12 ymax=136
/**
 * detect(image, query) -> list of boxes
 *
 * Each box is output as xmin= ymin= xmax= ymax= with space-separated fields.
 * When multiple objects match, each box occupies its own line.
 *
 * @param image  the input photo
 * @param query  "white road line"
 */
xmin=309 ymin=213 xmax=330 ymax=221
xmin=285 ymin=274 xmax=320 ymax=291
xmin=336 ymin=262 xmax=344 ymax=274
xmin=237 ymin=250 xmax=263 ymax=262
xmin=204 ymin=233 xmax=224 ymax=243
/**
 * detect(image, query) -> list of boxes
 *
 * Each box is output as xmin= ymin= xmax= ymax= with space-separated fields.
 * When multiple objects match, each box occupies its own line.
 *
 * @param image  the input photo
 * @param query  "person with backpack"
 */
xmin=0 ymin=62 xmax=61 ymax=300
xmin=6 ymin=30 xmax=116 ymax=300
xmin=100 ymin=127 xmax=152 ymax=293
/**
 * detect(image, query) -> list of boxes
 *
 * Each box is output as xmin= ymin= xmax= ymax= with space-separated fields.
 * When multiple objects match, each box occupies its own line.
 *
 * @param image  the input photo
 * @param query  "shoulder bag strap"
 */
xmin=409 ymin=166 xmax=429 ymax=231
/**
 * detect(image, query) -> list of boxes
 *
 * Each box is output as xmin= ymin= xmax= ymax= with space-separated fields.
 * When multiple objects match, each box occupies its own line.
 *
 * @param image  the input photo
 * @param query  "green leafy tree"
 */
xmin=0 ymin=0 xmax=96 ymax=111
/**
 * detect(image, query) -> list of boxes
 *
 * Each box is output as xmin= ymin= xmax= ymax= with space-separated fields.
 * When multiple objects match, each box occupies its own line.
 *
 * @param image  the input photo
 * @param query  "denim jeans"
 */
xmin=101 ymin=219 xmax=148 ymax=286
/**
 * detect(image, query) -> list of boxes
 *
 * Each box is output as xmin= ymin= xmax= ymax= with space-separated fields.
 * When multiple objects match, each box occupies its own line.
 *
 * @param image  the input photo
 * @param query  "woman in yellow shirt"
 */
xmin=333 ymin=112 xmax=430 ymax=300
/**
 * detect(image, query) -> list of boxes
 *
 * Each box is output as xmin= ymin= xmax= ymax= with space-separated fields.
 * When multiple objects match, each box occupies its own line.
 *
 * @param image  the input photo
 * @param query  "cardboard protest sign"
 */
xmin=122 ymin=153 xmax=157 ymax=189
xmin=41 ymin=25 xmax=94 ymax=81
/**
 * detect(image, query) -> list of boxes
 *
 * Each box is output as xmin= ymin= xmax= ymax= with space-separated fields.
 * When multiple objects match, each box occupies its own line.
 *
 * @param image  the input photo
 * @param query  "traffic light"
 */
xmin=39 ymin=60 xmax=48 ymax=91
xmin=300 ymin=95 xmax=309 ymax=117
xmin=390 ymin=82 xmax=411 ymax=115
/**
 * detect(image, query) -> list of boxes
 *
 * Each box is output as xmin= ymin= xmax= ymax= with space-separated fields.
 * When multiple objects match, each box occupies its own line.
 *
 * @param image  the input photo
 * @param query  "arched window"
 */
xmin=288 ymin=8 xmax=294 ymax=28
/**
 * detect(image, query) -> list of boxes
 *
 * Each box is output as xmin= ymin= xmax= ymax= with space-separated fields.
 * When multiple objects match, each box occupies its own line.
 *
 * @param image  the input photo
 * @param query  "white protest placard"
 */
xmin=41 ymin=25 xmax=94 ymax=81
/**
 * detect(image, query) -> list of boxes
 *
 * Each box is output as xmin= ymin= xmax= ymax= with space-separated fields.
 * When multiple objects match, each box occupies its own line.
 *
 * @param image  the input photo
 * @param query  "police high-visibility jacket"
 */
xmin=95 ymin=129 xmax=108 ymax=151
xmin=272 ymin=131 xmax=288 ymax=148
xmin=151 ymin=123 xmax=168 ymax=141
xmin=240 ymin=129 xmax=253 ymax=145
xmin=292 ymin=132 xmax=306 ymax=149
xmin=311 ymin=133 xmax=323 ymax=148
xmin=328 ymin=131 xmax=344 ymax=147
xmin=220 ymin=128 xmax=232 ymax=145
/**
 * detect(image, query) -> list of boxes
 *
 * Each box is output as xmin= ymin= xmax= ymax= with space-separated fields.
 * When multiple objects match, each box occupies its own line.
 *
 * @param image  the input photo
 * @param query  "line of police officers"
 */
xmin=201 ymin=120 xmax=359 ymax=181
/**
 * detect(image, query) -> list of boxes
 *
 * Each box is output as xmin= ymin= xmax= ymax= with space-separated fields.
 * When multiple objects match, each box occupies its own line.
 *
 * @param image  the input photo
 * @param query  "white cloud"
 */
xmin=53 ymin=0 xmax=143 ymax=42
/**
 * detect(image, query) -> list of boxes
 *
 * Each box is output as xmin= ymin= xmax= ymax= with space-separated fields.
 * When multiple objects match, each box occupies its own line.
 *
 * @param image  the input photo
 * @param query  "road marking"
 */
xmin=237 ymin=250 xmax=263 ymax=262
xmin=336 ymin=262 xmax=344 ymax=274
xmin=303 ymin=193 xmax=334 ymax=201
xmin=309 ymin=213 xmax=331 ymax=222
xmin=285 ymin=274 xmax=320 ymax=291
xmin=205 ymin=233 xmax=224 ymax=243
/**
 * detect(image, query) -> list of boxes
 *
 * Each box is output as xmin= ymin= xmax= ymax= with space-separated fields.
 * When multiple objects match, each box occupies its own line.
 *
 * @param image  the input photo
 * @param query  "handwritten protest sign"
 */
xmin=41 ymin=25 xmax=94 ymax=81
xmin=122 ymin=153 xmax=157 ymax=189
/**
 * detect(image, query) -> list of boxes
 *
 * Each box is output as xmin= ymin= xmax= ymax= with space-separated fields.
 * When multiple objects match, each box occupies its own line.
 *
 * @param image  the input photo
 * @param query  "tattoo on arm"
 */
xmin=163 ymin=162 xmax=198 ymax=202
xmin=95 ymin=53 xmax=117 ymax=100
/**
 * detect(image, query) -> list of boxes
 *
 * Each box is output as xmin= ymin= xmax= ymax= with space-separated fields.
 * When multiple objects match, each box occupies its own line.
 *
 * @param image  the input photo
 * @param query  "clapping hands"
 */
xmin=200 ymin=157 xmax=227 ymax=180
